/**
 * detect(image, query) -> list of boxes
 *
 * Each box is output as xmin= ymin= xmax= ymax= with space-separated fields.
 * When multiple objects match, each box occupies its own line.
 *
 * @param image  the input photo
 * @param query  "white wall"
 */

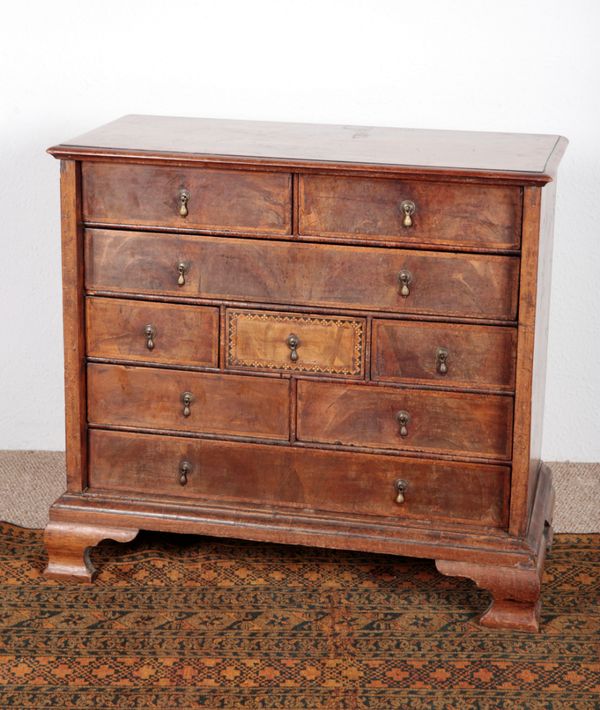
xmin=1 ymin=0 xmax=598 ymax=460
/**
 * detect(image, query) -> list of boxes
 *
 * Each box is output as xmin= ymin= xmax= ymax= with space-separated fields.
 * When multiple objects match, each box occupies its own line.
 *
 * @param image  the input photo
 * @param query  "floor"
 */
xmin=0 ymin=523 xmax=598 ymax=708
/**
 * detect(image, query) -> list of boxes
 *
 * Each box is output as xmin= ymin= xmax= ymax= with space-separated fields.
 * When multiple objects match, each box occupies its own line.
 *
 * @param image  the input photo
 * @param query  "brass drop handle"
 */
xmin=178 ymin=189 xmax=190 ymax=217
xmin=396 ymin=410 xmax=410 ymax=437
xmin=144 ymin=324 xmax=156 ymax=351
xmin=436 ymin=347 xmax=449 ymax=375
xmin=181 ymin=391 xmax=193 ymax=417
xmin=395 ymin=479 xmax=408 ymax=504
xmin=286 ymin=333 xmax=300 ymax=362
xmin=179 ymin=460 xmax=192 ymax=486
xmin=400 ymin=200 xmax=416 ymax=228
xmin=398 ymin=269 xmax=412 ymax=298
xmin=177 ymin=262 xmax=187 ymax=286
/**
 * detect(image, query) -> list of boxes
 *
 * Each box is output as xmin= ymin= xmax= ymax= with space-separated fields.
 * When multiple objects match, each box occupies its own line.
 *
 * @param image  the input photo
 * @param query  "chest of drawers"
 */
xmin=44 ymin=116 xmax=567 ymax=632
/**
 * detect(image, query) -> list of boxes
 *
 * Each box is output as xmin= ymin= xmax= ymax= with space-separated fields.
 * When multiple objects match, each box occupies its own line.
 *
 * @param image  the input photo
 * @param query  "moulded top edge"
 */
xmin=47 ymin=114 xmax=568 ymax=183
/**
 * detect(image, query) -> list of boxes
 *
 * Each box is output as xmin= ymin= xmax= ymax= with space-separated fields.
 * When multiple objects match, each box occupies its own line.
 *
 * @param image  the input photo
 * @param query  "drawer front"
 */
xmin=87 ymin=364 xmax=290 ymax=441
xmin=371 ymin=320 xmax=517 ymax=391
xmin=88 ymin=429 xmax=509 ymax=529
xmin=82 ymin=163 xmax=292 ymax=235
xmin=226 ymin=309 xmax=365 ymax=377
xmin=86 ymin=230 xmax=519 ymax=320
xmin=297 ymin=380 xmax=513 ymax=459
xmin=86 ymin=297 xmax=219 ymax=368
xmin=299 ymin=174 xmax=521 ymax=250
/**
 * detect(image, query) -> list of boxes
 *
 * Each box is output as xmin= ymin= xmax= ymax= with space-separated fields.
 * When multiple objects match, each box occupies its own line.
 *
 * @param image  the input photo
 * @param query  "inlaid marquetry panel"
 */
xmin=226 ymin=309 xmax=365 ymax=377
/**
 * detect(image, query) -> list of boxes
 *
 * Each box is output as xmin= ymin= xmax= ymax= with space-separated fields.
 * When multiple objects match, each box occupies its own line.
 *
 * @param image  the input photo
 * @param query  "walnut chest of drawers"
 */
xmin=45 ymin=115 xmax=567 ymax=632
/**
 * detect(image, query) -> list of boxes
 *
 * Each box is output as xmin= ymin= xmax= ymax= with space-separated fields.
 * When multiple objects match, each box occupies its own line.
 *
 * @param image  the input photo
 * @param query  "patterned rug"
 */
xmin=0 ymin=524 xmax=598 ymax=709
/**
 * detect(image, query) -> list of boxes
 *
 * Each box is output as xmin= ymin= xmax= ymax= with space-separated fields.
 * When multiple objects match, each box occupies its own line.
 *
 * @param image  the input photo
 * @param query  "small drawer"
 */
xmin=297 ymin=380 xmax=513 ymax=460
xmin=86 ymin=230 xmax=519 ymax=321
xmin=226 ymin=309 xmax=365 ymax=377
xmin=82 ymin=163 xmax=292 ymax=235
xmin=87 ymin=364 xmax=290 ymax=441
xmin=88 ymin=429 xmax=509 ymax=529
xmin=372 ymin=320 xmax=517 ymax=391
xmin=299 ymin=174 xmax=521 ymax=250
xmin=86 ymin=297 xmax=219 ymax=368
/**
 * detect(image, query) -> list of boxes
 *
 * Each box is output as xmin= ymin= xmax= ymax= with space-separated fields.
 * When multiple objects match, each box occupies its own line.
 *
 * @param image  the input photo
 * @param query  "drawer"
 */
xmin=371 ymin=320 xmax=517 ymax=391
xmin=87 ymin=363 xmax=290 ymax=441
xmin=86 ymin=297 xmax=219 ymax=368
xmin=88 ymin=429 xmax=510 ymax=529
xmin=86 ymin=230 xmax=519 ymax=321
xmin=226 ymin=309 xmax=365 ymax=377
xmin=297 ymin=380 xmax=513 ymax=459
xmin=82 ymin=163 xmax=292 ymax=235
xmin=299 ymin=174 xmax=521 ymax=250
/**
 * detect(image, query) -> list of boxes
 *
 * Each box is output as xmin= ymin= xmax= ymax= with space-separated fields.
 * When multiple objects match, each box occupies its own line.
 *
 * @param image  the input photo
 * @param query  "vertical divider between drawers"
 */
xmin=218 ymin=304 xmax=226 ymax=370
xmin=289 ymin=377 xmax=297 ymax=443
xmin=365 ymin=315 xmax=373 ymax=381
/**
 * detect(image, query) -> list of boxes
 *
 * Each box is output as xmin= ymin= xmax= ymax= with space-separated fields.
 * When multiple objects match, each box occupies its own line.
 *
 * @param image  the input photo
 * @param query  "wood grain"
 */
xmin=86 ymin=297 xmax=219 ymax=367
xmin=82 ymin=162 xmax=292 ymax=235
xmin=436 ymin=469 xmax=552 ymax=633
xmin=46 ymin=115 xmax=567 ymax=630
xmin=371 ymin=320 xmax=517 ymax=391
xmin=88 ymin=429 xmax=509 ymax=528
xmin=226 ymin=309 xmax=365 ymax=377
xmin=49 ymin=115 xmax=566 ymax=184
xmin=48 ymin=464 xmax=552 ymax=569
xmin=509 ymin=184 xmax=557 ymax=535
xmin=59 ymin=161 xmax=87 ymax=492
xmin=87 ymin=363 xmax=290 ymax=441
xmin=44 ymin=521 xmax=138 ymax=583
xmin=300 ymin=174 xmax=521 ymax=250
xmin=85 ymin=230 xmax=520 ymax=320
xmin=297 ymin=380 xmax=513 ymax=460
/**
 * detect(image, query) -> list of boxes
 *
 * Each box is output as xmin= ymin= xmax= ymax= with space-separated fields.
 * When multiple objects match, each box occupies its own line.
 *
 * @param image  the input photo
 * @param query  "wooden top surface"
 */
xmin=48 ymin=114 xmax=567 ymax=182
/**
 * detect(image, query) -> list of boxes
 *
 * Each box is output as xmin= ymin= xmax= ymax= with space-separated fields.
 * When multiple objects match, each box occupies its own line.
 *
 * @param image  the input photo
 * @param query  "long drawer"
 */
xmin=82 ymin=163 xmax=292 ymax=235
xmin=88 ymin=429 xmax=510 ymax=529
xmin=297 ymin=380 xmax=513 ymax=460
xmin=87 ymin=363 xmax=290 ymax=441
xmin=299 ymin=174 xmax=521 ymax=250
xmin=85 ymin=230 xmax=519 ymax=320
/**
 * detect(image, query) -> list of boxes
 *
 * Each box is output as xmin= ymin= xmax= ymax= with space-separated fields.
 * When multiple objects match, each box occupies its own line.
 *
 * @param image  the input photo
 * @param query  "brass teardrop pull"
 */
xmin=177 ymin=262 xmax=186 ymax=286
xmin=181 ymin=391 xmax=193 ymax=417
xmin=395 ymin=479 xmax=408 ymax=504
xmin=396 ymin=410 xmax=410 ymax=437
xmin=400 ymin=200 xmax=416 ymax=228
xmin=178 ymin=189 xmax=190 ymax=217
xmin=179 ymin=460 xmax=192 ymax=486
xmin=436 ymin=347 xmax=449 ymax=375
xmin=286 ymin=333 xmax=300 ymax=362
xmin=144 ymin=324 xmax=156 ymax=351
xmin=398 ymin=269 xmax=412 ymax=298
